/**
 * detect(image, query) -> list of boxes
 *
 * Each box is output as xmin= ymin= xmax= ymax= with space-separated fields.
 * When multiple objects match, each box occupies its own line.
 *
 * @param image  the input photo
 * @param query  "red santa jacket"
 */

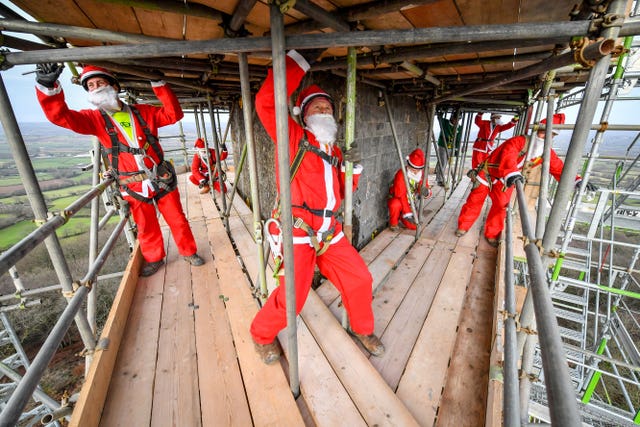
xmin=389 ymin=169 xmax=426 ymax=215
xmin=191 ymin=148 xmax=229 ymax=182
xmin=473 ymin=113 xmax=517 ymax=154
xmin=480 ymin=135 xmax=576 ymax=187
xmin=255 ymin=50 xmax=362 ymax=245
xmin=36 ymin=81 xmax=183 ymax=198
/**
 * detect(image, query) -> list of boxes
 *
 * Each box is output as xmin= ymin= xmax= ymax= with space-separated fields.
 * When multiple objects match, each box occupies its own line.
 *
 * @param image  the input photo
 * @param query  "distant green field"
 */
xmin=32 ymin=157 xmax=92 ymax=170
xmin=0 ymin=184 xmax=93 ymax=206
xmin=0 ymin=220 xmax=37 ymax=250
xmin=0 ymin=214 xmax=119 ymax=251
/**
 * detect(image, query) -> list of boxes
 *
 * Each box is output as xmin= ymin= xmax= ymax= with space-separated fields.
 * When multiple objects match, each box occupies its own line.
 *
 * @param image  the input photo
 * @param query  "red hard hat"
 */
xmin=80 ymin=65 xmax=119 ymax=91
xmin=540 ymin=113 xmax=565 ymax=134
xmin=293 ymin=85 xmax=334 ymax=123
xmin=407 ymin=148 xmax=425 ymax=169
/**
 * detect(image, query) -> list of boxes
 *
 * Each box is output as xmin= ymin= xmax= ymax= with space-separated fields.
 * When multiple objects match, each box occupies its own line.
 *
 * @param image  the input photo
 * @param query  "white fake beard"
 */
xmin=88 ymin=85 xmax=121 ymax=112
xmin=494 ymin=119 xmax=505 ymax=126
xmin=527 ymin=135 xmax=545 ymax=160
xmin=407 ymin=169 xmax=423 ymax=182
xmin=305 ymin=114 xmax=338 ymax=145
xmin=197 ymin=149 xmax=208 ymax=161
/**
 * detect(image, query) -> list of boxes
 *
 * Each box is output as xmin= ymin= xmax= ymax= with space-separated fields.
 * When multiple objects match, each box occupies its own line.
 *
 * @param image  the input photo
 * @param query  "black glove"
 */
xmin=343 ymin=142 xmax=361 ymax=164
xmin=302 ymin=48 xmax=326 ymax=65
xmin=36 ymin=63 xmax=64 ymax=89
xmin=405 ymin=215 xmax=417 ymax=226
xmin=420 ymin=186 xmax=432 ymax=199
xmin=576 ymin=180 xmax=598 ymax=192
xmin=506 ymin=174 xmax=524 ymax=187
xmin=466 ymin=169 xmax=478 ymax=182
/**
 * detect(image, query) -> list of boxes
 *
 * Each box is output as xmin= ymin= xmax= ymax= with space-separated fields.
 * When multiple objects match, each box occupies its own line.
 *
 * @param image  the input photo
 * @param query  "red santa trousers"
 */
xmin=250 ymin=237 xmax=374 ymax=344
xmin=457 ymin=183 xmax=490 ymax=232
xmin=125 ymin=189 xmax=197 ymax=263
xmin=485 ymin=182 xmax=514 ymax=239
xmin=471 ymin=149 xmax=489 ymax=169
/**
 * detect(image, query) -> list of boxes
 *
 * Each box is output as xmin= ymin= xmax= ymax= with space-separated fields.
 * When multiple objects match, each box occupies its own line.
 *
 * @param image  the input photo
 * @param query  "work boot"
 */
xmin=199 ymin=184 xmax=210 ymax=194
xmin=455 ymin=228 xmax=467 ymax=237
xmin=184 ymin=253 xmax=205 ymax=266
xmin=389 ymin=224 xmax=399 ymax=232
xmin=140 ymin=260 xmax=164 ymax=277
xmin=351 ymin=332 xmax=385 ymax=357
xmin=400 ymin=218 xmax=417 ymax=231
xmin=485 ymin=236 xmax=500 ymax=248
xmin=253 ymin=339 xmax=282 ymax=365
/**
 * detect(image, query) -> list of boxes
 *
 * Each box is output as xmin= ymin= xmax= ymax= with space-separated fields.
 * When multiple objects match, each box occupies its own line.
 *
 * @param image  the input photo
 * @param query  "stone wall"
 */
xmin=230 ymin=70 xmax=428 ymax=249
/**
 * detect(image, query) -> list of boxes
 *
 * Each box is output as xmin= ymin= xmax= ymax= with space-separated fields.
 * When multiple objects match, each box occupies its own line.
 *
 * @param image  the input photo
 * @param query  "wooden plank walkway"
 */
xmin=71 ymin=173 xmax=502 ymax=426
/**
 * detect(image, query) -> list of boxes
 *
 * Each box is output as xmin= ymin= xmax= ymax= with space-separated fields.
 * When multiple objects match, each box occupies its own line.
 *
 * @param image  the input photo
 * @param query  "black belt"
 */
xmin=293 ymin=202 xmax=337 ymax=218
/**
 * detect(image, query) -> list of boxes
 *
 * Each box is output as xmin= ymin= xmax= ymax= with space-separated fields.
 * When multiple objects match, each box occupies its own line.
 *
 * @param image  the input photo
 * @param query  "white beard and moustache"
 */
xmin=305 ymin=114 xmax=338 ymax=145
xmin=407 ymin=169 xmax=423 ymax=183
xmin=527 ymin=135 xmax=546 ymax=160
xmin=88 ymin=85 xmax=121 ymax=112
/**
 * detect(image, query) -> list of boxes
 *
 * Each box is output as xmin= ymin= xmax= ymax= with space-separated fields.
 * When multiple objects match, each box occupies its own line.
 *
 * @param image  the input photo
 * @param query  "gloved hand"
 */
xmin=512 ymin=115 xmax=520 ymax=122
xmin=420 ymin=186 xmax=432 ymax=199
xmin=302 ymin=48 xmax=326 ymax=65
xmin=506 ymin=174 xmax=524 ymax=187
xmin=35 ymin=63 xmax=64 ymax=89
xmin=343 ymin=142 xmax=361 ymax=164
xmin=466 ymin=169 xmax=478 ymax=182
xmin=576 ymin=179 xmax=598 ymax=192
xmin=102 ymin=168 xmax=116 ymax=182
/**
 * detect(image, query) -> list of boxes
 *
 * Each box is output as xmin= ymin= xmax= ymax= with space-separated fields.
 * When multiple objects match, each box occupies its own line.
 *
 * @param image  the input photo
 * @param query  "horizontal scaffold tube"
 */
xmin=0 ymin=179 xmax=115 ymax=277
xmin=434 ymin=38 xmax=615 ymax=103
xmin=4 ymin=19 xmax=640 ymax=66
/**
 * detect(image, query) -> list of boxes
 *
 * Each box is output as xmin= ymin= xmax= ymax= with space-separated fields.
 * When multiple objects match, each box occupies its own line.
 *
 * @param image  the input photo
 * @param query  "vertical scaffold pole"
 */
xmin=238 ymin=52 xmax=268 ymax=301
xmin=535 ymin=91 xmax=557 ymax=239
xmin=270 ymin=2 xmax=299 ymax=397
xmin=503 ymin=206 xmax=521 ymax=426
xmin=417 ymin=103 xmax=436 ymax=236
xmin=208 ymin=98 xmax=229 ymax=229
xmin=87 ymin=138 xmax=101 ymax=348
xmin=343 ymin=46 xmax=357 ymax=243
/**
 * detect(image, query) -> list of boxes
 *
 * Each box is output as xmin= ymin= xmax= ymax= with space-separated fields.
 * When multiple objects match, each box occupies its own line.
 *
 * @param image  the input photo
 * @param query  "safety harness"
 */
xmin=268 ymin=133 xmax=342 ymax=265
xmin=100 ymin=107 xmax=177 ymax=203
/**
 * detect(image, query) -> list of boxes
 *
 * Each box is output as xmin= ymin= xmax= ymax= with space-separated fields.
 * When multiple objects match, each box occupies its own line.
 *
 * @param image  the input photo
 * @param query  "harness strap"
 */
xmin=289 ymin=133 xmax=340 ymax=182
xmin=99 ymin=107 xmax=164 ymax=174
xmin=293 ymin=216 xmax=335 ymax=255
xmin=292 ymin=202 xmax=338 ymax=218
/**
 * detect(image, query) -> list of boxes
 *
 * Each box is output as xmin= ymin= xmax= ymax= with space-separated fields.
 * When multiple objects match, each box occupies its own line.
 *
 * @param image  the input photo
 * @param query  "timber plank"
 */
xmin=70 ymin=244 xmax=143 ymax=427
xmin=371 ymin=242 xmax=454 ymax=390
xmin=205 ymin=217 xmax=304 ymax=426
xmin=99 ymin=235 xmax=169 ymax=426
xmin=278 ymin=318 xmax=368 ymax=427
xmin=396 ymin=246 xmax=476 ymax=425
xmin=325 ymin=233 xmax=415 ymax=319
xmin=190 ymin=218 xmax=252 ymax=427
xmin=302 ymin=291 xmax=420 ymax=427
xmin=150 ymin=231 xmax=200 ymax=426
xmin=316 ymin=228 xmax=399 ymax=306
xmin=371 ymin=238 xmax=435 ymax=335
xmin=485 ymin=241 xmax=507 ymax=427
xmin=421 ymin=180 xmax=469 ymax=240
xmin=436 ymin=246 xmax=498 ymax=426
